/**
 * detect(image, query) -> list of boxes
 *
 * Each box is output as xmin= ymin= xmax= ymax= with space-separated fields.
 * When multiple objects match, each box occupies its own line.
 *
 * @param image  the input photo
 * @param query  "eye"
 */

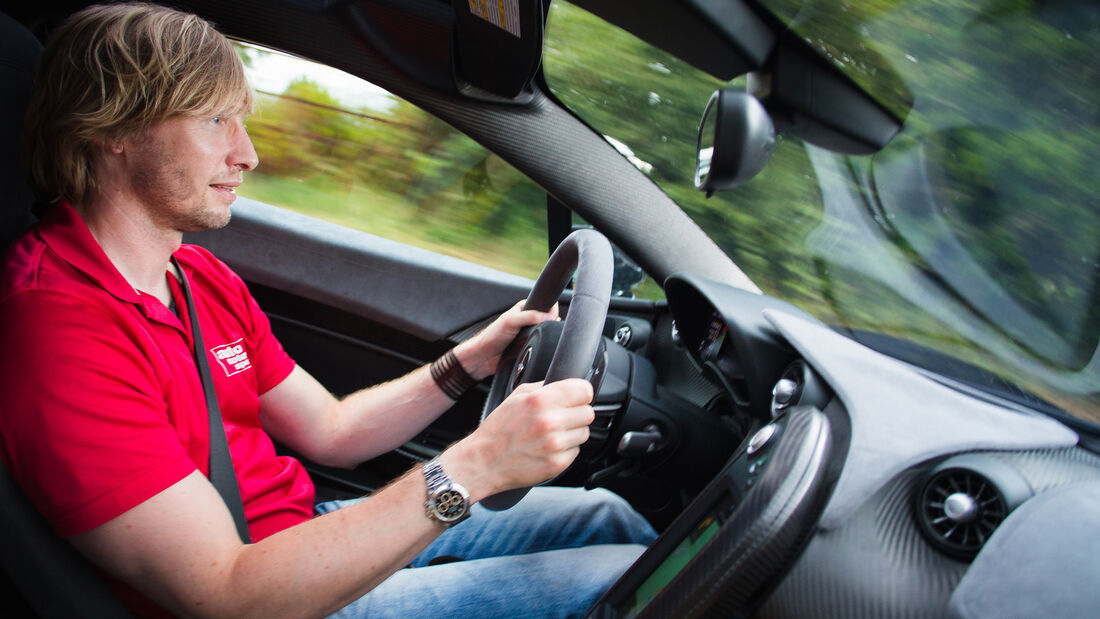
xmin=212 ymin=116 xmax=223 ymax=125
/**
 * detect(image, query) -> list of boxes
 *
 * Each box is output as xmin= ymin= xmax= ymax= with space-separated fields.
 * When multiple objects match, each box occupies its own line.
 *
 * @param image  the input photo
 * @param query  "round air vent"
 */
xmin=917 ymin=468 xmax=1006 ymax=559
xmin=915 ymin=455 xmax=1032 ymax=561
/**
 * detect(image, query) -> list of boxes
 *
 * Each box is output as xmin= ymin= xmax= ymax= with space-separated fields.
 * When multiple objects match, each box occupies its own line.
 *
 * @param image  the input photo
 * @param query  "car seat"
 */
xmin=0 ymin=11 xmax=39 ymax=250
xmin=0 ymin=10 xmax=133 ymax=618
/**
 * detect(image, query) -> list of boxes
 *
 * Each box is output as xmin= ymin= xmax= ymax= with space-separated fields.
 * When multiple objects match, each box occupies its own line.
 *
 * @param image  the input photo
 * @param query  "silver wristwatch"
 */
xmin=422 ymin=457 xmax=471 ymax=527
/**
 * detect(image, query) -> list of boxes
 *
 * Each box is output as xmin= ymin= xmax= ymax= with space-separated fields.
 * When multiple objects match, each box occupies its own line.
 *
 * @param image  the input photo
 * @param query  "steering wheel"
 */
xmin=479 ymin=229 xmax=614 ymax=511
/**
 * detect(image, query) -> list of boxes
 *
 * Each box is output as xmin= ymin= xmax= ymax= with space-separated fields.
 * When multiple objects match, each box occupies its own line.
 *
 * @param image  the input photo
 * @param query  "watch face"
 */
xmin=433 ymin=489 xmax=468 ymax=522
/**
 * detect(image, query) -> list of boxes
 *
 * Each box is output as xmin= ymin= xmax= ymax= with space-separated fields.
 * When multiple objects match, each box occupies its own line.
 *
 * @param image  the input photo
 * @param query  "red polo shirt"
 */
xmin=0 ymin=201 xmax=314 ymax=542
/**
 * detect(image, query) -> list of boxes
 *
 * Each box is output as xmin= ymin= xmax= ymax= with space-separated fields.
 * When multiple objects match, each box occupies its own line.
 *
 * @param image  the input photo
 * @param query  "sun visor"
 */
xmin=451 ymin=0 xmax=544 ymax=100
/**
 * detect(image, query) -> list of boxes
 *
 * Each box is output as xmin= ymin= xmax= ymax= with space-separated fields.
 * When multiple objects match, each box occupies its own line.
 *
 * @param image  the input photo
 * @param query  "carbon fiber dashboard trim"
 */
xmin=757 ymin=446 xmax=1100 ymax=618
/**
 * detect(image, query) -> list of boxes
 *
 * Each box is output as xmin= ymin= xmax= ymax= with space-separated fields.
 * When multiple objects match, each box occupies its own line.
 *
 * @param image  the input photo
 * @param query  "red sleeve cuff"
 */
xmin=52 ymin=454 xmax=197 ymax=538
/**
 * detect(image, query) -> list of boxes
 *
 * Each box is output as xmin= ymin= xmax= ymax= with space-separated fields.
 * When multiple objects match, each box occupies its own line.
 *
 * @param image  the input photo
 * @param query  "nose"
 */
xmin=229 ymin=117 xmax=259 ymax=172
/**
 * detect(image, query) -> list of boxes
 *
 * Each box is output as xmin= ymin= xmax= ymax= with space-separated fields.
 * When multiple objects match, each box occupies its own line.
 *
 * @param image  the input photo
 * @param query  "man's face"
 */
xmin=123 ymin=111 xmax=259 ymax=232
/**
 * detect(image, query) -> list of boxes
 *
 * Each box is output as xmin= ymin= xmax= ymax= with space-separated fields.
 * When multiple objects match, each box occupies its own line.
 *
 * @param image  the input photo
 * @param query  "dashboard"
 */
xmin=586 ymin=273 xmax=1100 ymax=618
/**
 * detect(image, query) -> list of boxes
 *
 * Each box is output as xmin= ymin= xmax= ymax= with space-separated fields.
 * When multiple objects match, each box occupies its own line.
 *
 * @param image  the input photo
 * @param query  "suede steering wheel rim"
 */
xmin=478 ymin=229 xmax=614 ymax=511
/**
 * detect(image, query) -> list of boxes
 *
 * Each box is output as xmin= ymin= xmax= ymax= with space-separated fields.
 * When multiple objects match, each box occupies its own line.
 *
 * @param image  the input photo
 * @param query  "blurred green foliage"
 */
xmin=239 ymin=66 xmax=551 ymax=279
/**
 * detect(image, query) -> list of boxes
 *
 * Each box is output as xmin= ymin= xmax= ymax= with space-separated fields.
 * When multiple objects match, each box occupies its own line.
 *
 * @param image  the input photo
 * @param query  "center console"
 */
xmin=587 ymin=405 xmax=835 ymax=618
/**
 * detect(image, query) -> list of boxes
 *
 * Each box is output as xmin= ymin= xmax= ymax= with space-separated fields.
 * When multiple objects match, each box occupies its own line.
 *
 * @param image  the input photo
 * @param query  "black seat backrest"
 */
xmin=0 ymin=467 xmax=133 ymax=618
xmin=0 ymin=11 xmax=40 ymax=252
xmin=0 ymin=11 xmax=132 ymax=618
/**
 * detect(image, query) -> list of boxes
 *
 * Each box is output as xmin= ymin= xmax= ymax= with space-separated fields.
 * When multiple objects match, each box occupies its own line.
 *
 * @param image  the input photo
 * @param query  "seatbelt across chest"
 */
xmin=172 ymin=257 xmax=252 ymax=544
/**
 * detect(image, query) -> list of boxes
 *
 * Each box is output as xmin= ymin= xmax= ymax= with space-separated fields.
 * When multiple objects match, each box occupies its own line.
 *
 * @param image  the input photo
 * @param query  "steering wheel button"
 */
xmin=747 ymin=423 xmax=778 ymax=455
xmin=748 ymin=455 xmax=769 ymax=475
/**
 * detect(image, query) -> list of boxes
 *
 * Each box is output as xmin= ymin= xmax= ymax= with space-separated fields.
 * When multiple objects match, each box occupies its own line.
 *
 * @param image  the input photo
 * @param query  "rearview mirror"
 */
xmin=695 ymin=90 xmax=775 ymax=196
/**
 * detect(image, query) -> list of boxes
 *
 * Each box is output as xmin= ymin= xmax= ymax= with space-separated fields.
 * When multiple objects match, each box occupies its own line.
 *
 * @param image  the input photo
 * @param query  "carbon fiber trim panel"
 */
xmin=757 ymin=469 xmax=967 ymax=618
xmin=637 ymin=406 xmax=833 ymax=618
xmin=757 ymin=446 xmax=1100 ymax=618
xmin=987 ymin=447 xmax=1100 ymax=492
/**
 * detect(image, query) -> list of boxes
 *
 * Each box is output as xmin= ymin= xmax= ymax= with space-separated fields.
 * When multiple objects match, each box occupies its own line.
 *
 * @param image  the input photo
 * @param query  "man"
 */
xmin=0 ymin=3 xmax=654 ymax=617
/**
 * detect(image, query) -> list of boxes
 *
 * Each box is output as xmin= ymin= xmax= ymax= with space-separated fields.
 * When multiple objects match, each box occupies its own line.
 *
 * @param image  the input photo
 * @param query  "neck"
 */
xmin=74 ymin=191 xmax=181 ymax=302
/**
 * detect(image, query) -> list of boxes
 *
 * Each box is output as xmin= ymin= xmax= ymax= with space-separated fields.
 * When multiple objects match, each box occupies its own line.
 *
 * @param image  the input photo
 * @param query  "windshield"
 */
xmin=543 ymin=0 xmax=1099 ymax=423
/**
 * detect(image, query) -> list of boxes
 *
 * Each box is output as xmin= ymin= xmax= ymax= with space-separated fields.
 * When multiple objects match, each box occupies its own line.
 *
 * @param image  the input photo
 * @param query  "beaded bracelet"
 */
xmin=430 ymin=349 xmax=477 ymax=400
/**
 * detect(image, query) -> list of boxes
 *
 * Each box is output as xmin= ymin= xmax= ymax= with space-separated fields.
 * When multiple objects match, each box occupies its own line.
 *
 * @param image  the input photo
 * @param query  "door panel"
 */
xmin=188 ymin=198 xmax=535 ymax=342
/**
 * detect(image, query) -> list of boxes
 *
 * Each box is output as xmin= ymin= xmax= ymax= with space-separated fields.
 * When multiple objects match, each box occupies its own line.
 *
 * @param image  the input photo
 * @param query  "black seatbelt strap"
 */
xmin=172 ymin=257 xmax=252 ymax=544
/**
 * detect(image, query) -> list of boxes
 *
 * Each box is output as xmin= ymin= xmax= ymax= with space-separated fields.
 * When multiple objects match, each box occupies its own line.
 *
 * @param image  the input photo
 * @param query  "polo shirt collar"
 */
xmin=38 ymin=202 xmax=185 ymax=329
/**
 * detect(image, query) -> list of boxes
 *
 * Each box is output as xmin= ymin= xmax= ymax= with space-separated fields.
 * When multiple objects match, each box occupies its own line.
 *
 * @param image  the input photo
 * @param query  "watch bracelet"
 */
xmin=422 ymin=457 xmax=470 ymax=526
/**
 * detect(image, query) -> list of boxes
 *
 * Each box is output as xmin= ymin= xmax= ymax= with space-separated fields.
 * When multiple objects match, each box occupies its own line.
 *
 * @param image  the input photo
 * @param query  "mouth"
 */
xmin=209 ymin=182 xmax=240 ymax=200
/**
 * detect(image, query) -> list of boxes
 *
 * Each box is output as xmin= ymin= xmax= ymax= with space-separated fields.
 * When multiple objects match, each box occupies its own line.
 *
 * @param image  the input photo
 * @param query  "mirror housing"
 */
xmin=695 ymin=90 xmax=776 ymax=196
xmin=755 ymin=43 xmax=904 ymax=154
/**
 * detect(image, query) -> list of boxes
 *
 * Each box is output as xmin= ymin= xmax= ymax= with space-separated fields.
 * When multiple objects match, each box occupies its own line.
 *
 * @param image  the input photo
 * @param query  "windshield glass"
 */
xmin=543 ymin=0 xmax=1099 ymax=423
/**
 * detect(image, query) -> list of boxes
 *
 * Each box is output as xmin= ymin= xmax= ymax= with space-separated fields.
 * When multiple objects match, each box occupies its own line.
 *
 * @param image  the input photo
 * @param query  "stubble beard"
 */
xmin=130 ymin=151 xmax=233 ymax=233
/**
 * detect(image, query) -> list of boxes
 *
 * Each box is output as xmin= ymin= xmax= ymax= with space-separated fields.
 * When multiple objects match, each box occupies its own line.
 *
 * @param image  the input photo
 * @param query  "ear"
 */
xmin=91 ymin=136 xmax=124 ymax=155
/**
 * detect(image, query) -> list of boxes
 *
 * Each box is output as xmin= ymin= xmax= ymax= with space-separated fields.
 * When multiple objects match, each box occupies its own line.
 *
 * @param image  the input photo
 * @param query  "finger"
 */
xmin=553 ymin=424 xmax=592 ymax=450
xmin=554 ymin=404 xmax=595 ymax=431
xmin=518 ymin=302 xmax=558 ymax=319
xmin=549 ymin=446 xmax=581 ymax=475
xmin=510 ymin=308 xmax=559 ymax=328
xmin=510 ymin=381 xmax=543 ymax=396
xmin=537 ymin=377 xmax=594 ymax=407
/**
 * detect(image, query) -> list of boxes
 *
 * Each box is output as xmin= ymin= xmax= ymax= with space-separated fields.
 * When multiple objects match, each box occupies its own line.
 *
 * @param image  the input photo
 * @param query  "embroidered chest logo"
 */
xmin=210 ymin=338 xmax=252 ymax=377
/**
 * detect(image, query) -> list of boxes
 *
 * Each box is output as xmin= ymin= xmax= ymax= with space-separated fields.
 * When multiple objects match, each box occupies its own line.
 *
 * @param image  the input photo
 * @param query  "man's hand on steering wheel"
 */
xmin=439 ymin=378 xmax=594 ymax=503
xmin=454 ymin=301 xmax=560 ymax=380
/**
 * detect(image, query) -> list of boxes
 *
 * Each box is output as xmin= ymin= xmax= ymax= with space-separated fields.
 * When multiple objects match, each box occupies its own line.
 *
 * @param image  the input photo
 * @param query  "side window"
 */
xmin=234 ymin=42 xmax=548 ymax=280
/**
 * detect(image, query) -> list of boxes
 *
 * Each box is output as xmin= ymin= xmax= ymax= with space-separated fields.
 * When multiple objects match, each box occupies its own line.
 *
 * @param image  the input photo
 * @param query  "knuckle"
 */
xmin=531 ymin=414 xmax=557 ymax=435
xmin=510 ymin=383 xmax=538 ymax=400
xmin=580 ymin=405 xmax=595 ymax=424
xmin=551 ymin=450 xmax=578 ymax=472
xmin=543 ymin=435 xmax=564 ymax=453
xmin=525 ymin=389 xmax=551 ymax=410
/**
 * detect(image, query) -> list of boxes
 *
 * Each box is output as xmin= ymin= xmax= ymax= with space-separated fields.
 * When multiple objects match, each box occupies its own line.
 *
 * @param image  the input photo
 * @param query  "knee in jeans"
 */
xmin=580 ymin=488 xmax=656 ymax=542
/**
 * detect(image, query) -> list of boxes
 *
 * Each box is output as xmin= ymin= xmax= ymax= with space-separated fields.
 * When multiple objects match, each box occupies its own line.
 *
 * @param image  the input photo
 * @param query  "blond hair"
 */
xmin=23 ymin=2 xmax=253 ymax=203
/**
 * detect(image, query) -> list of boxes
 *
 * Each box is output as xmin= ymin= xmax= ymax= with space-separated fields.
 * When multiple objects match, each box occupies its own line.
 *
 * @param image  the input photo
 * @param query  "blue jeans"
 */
xmin=316 ymin=486 xmax=657 ymax=618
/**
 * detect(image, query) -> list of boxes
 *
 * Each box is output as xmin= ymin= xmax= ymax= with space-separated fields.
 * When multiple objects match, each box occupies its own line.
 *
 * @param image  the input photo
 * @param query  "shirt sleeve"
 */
xmin=0 ymin=291 xmax=196 ymax=537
